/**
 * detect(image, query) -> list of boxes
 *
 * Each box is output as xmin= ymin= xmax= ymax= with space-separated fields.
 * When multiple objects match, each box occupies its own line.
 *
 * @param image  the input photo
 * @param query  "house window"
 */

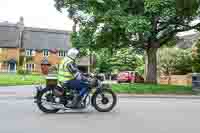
xmin=43 ymin=50 xmax=49 ymax=57
xmin=25 ymin=49 xmax=33 ymax=56
xmin=58 ymin=51 xmax=67 ymax=57
xmin=26 ymin=64 xmax=35 ymax=71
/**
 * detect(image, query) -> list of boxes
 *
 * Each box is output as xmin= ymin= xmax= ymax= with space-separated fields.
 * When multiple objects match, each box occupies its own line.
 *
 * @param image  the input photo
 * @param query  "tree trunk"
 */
xmin=146 ymin=47 xmax=158 ymax=84
xmin=144 ymin=50 xmax=148 ymax=81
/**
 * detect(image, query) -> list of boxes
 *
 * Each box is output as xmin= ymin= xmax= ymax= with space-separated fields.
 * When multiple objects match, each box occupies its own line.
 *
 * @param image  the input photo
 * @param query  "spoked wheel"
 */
xmin=36 ymin=88 xmax=60 ymax=113
xmin=92 ymin=89 xmax=117 ymax=112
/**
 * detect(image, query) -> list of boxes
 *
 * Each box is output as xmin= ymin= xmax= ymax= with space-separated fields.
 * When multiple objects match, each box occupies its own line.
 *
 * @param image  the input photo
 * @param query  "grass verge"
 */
xmin=112 ymin=83 xmax=193 ymax=95
xmin=0 ymin=74 xmax=45 ymax=86
xmin=0 ymin=74 xmax=193 ymax=95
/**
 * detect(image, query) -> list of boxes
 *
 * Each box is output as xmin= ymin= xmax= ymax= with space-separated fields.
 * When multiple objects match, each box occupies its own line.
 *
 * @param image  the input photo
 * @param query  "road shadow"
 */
xmin=37 ymin=107 xmax=120 ymax=117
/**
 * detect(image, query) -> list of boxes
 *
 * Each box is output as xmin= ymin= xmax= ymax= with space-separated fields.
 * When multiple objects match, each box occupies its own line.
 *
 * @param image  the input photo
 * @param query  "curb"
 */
xmin=117 ymin=94 xmax=200 ymax=99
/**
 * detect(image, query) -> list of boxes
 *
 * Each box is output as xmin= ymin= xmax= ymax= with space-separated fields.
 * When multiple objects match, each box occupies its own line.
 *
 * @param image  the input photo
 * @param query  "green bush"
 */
xmin=135 ymin=65 xmax=144 ymax=76
xmin=193 ymin=40 xmax=200 ymax=72
xmin=159 ymin=47 xmax=192 ymax=75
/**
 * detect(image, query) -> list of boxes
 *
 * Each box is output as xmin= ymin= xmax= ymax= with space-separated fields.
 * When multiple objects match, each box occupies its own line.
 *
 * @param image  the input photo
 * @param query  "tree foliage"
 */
xmin=95 ymin=48 xmax=144 ymax=73
xmin=176 ymin=0 xmax=200 ymax=17
xmin=55 ymin=0 xmax=200 ymax=83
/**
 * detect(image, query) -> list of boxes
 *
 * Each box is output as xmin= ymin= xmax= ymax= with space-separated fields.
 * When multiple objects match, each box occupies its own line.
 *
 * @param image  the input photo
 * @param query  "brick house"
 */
xmin=0 ymin=17 xmax=92 ymax=73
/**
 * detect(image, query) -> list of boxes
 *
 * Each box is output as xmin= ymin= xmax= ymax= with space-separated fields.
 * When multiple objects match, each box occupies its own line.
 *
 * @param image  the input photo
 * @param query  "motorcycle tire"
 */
xmin=36 ymin=88 xmax=60 ymax=113
xmin=92 ymin=89 xmax=117 ymax=112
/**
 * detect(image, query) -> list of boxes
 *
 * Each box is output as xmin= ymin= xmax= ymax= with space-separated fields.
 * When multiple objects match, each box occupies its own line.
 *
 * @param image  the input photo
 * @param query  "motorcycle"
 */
xmin=34 ymin=74 xmax=117 ymax=113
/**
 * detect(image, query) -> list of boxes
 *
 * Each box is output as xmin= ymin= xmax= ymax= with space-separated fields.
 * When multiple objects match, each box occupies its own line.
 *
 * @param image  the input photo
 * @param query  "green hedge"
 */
xmin=112 ymin=84 xmax=192 ymax=94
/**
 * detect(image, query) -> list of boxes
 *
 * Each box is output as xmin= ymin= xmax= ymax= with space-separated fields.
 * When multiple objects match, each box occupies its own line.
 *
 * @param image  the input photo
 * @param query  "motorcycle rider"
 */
xmin=58 ymin=48 xmax=88 ymax=108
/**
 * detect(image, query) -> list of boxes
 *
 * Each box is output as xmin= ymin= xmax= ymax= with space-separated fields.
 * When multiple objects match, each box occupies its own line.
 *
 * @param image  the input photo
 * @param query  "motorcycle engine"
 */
xmin=53 ymin=86 xmax=64 ymax=96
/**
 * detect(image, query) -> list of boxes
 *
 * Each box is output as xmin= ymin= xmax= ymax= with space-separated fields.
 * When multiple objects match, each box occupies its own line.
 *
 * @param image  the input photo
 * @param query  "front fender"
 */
xmin=91 ymin=88 xmax=104 ymax=107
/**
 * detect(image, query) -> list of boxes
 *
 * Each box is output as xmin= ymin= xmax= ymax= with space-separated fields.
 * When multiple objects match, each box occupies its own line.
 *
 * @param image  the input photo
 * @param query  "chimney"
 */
xmin=19 ymin=16 xmax=24 ymax=25
xmin=17 ymin=16 xmax=24 ymax=31
xmin=17 ymin=16 xmax=25 ymax=48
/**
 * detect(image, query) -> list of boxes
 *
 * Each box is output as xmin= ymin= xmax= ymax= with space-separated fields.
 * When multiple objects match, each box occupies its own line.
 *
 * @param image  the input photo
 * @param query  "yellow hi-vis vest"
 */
xmin=58 ymin=57 xmax=74 ymax=83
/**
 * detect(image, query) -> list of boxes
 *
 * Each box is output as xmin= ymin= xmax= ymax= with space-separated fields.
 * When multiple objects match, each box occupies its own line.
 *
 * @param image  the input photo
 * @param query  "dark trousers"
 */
xmin=64 ymin=80 xmax=89 ymax=97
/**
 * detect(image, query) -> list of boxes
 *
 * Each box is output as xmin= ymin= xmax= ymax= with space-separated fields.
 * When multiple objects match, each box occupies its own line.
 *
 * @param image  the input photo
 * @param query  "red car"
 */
xmin=117 ymin=71 xmax=144 ymax=83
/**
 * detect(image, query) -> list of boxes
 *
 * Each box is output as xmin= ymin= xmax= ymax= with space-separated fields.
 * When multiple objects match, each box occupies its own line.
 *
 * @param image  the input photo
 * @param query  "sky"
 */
xmin=0 ymin=0 xmax=199 ymax=35
xmin=0 ymin=0 xmax=73 ymax=31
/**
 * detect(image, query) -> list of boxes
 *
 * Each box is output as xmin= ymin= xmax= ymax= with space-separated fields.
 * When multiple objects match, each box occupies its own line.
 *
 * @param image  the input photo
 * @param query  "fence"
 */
xmin=159 ymin=74 xmax=192 ymax=86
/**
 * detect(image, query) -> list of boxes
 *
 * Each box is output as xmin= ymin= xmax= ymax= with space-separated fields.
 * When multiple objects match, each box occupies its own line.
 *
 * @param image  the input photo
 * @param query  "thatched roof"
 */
xmin=0 ymin=21 xmax=71 ymax=50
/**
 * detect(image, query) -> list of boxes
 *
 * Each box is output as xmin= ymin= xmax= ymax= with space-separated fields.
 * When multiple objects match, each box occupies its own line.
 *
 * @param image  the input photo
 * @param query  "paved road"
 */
xmin=1 ymin=98 xmax=200 ymax=133
xmin=0 ymin=85 xmax=42 ymax=97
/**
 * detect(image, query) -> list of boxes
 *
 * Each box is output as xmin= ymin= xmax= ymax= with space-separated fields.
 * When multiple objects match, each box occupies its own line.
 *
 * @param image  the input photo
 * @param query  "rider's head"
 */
xmin=66 ymin=48 xmax=80 ymax=60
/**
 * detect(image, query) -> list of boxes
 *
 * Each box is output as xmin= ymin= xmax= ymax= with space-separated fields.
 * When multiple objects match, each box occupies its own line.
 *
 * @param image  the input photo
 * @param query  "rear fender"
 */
xmin=34 ymin=86 xmax=48 ymax=101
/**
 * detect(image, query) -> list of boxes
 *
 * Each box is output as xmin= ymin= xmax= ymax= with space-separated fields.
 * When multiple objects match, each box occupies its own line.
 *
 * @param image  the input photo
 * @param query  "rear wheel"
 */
xmin=92 ymin=89 xmax=117 ymax=112
xmin=36 ymin=88 xmax=60 ymax=113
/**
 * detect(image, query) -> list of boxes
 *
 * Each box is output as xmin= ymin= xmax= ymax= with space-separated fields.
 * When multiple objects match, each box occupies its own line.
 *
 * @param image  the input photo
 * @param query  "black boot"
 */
xmin=68 ymin=94 xmax=82 ymax=108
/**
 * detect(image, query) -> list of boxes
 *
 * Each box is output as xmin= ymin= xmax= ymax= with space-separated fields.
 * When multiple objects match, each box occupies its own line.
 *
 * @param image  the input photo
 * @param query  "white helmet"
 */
xmin=67 ymin=48 xmax=79 ymax=60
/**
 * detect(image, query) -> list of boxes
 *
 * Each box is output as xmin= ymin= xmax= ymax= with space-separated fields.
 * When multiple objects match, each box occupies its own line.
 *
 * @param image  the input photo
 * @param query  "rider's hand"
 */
xmin=90 ymin=73 xmax=95 ymax=77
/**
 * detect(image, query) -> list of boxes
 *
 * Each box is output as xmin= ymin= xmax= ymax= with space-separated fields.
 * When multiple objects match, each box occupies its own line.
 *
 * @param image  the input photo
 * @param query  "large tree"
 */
xmin=55 ymin=0 xmax=200 ymax=83
xmin=55 ymin=1 xmax=79 ymax=32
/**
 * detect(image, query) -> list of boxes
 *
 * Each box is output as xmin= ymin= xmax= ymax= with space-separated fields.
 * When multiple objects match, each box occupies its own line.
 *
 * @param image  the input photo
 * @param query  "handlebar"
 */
xmin=83 ymin=73 xmax=104 ymax=81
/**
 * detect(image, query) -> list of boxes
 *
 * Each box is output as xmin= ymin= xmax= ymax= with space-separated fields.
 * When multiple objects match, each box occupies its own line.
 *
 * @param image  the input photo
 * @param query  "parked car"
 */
xmin=117 ymin=71 xmax=144 ymax=83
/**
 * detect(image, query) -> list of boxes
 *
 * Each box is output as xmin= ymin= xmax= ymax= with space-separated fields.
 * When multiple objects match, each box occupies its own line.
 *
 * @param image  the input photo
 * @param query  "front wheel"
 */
xmin=92 ymin=89 xmax=117 ymax=112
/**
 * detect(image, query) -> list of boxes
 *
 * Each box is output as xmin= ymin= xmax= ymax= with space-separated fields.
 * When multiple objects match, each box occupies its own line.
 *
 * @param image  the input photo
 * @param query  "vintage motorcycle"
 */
xmin=34 ymin=74 xmax=117 ymax=113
